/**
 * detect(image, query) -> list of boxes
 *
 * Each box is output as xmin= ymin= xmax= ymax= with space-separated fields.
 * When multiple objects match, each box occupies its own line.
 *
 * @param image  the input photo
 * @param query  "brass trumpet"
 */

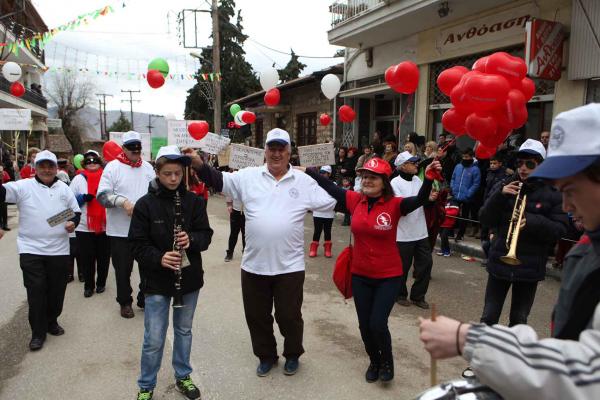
xmin=500 ymin=182 xmax=527 ymax=266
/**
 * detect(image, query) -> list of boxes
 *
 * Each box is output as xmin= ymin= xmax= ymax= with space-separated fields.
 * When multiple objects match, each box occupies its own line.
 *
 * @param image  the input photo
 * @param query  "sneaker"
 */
xmin=379 ymin=361 xmax=394 ymax=382
xmin=256 ymin=359 xmax=277 ymax=377
xmin=224 ymin=252 xmax=233 ymax=262
xmin=443 ymin=251 xmax=451 ymax=257
xmin=396 ymin=297 xmax=411 ymax=307
xmin=435 ymin=251 xmax=445 ymax=256
xmin=365 ymin=362 xmax=379 ymax=383
xmin=283 ymin=357 xmax=299 ymax=376
xmin=136 ymin=389 xmax=153 ymax=400
xmin=175 ymin=376 xmax=201 ymax=400
xmin=411 ymin=300 xmax=430 ymax=310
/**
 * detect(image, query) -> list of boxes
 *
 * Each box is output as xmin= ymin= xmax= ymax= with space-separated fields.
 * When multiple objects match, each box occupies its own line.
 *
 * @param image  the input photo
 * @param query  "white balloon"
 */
xmin=259 ymin=68 xmax=279 ymax=91
xmin=234 ymin=111 xmax=247 ymax=126
xmin=321 ymin=74 xmax=341 ymax=100
xmin=2 ymin=62 xmax=22 ymax=83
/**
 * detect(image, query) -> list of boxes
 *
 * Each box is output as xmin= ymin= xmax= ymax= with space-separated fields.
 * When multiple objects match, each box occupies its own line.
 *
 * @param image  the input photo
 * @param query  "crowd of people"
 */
xmin=0 ymin=104 xmax=599 ymax=400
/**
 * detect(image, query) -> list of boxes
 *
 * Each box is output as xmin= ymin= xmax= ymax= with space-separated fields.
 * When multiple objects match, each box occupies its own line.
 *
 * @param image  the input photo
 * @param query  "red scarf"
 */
xmin=82 ymin=169 xmax=106 ymax=234
xmin=116 ymin=151 xmax=143 ymax=168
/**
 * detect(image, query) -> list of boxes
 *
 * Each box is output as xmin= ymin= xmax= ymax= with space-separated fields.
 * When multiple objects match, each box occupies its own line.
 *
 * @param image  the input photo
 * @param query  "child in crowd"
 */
xmin=341 ymin=176 xmax=353 ymax=226
xmin=309 ymin=166 xmax=335 ymax=258
xmin=437 ymin=198 xmax=460 ymax=257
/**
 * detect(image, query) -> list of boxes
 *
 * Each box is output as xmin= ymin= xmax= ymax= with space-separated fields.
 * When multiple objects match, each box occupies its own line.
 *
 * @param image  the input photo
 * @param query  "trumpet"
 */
xmin=500 ymin=182 xmax=527 ymax=266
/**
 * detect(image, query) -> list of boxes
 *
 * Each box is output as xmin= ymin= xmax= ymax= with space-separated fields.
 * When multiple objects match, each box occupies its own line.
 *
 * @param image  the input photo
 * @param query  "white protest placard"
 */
xmin=0 ymin=109 xmax=31 ymax=131
xmin=198 ymin=133 xmax=230 ymax=155
xmin=109 ymin=132 xmax=152 ymax=161
xmin=47 ymin=208 xmax=75 ymax=227
xmin=167 ymin=120 xmax=230 ymax=154
xmin=229 ymin=144 xmax=265 ymax=170
xmin=298 ymin=143 xmax=335 ymax=168
xmin=47 ymin=118 xmax=62 ymax=129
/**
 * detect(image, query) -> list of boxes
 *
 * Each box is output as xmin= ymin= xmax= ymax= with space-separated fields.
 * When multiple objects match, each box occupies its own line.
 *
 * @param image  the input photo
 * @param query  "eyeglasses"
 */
xmin=516 ymin=159 xmax=538 ymax=169
xmin=84 ymin=158 xmax=101 ymax=165
xmin=123 ymin=143 xmax=142 ymax=152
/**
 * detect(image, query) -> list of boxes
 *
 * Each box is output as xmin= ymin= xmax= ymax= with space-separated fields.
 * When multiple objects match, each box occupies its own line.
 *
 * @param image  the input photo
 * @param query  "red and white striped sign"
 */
xmin=525 ymin=19 xmax=565 ymax=81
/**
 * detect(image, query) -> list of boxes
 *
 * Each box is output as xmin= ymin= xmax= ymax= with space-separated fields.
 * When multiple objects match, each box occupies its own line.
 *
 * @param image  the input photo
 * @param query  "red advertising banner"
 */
xmin=525 ymin=19 xmax=565 ymax=81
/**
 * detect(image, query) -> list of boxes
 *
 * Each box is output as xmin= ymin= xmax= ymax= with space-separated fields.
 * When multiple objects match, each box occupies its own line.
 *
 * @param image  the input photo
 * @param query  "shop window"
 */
xmin=374 ymin=98 xmax=394 ymax=117
xmin=297 ymin=113 xmax=317 ymax=146
xmin=255 ymin=119 xmax=264 ymax=147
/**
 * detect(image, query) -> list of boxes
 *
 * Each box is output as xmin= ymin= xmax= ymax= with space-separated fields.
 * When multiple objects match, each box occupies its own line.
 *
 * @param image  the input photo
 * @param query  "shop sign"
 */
xmin=525 ymin=19 xmax=564 ymax=81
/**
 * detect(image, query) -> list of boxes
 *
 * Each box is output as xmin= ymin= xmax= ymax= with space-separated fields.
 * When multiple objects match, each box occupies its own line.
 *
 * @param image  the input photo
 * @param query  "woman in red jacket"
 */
xmin=303 ymin=157 xmax=440 ymax=383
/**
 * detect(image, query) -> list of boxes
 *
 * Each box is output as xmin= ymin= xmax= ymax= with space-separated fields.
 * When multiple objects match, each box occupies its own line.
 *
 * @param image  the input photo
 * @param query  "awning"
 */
xmin=338 ymin=82 xmax=393 ymax=98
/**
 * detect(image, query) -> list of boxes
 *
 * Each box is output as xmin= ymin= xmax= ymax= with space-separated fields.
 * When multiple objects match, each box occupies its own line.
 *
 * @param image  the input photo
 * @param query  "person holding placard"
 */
xmin=0 ymin=150 xmax=81 ymax=351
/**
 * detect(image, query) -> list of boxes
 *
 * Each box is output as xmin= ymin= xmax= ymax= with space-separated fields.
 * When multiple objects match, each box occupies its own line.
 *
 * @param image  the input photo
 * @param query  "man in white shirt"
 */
xmin=97 ymin=131 xmax=155 ymax=318
xmin=184 ymin=128 xmax=336 ymax=377
xmin=391 ymin=151 xmax=436 ymax=310
xmin=0 ymin=150 xmax=81 ymax=351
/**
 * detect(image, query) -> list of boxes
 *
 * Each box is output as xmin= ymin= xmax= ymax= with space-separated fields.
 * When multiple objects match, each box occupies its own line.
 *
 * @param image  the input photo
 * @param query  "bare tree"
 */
xmin=44 ymin=71 xmax=95 ymax=155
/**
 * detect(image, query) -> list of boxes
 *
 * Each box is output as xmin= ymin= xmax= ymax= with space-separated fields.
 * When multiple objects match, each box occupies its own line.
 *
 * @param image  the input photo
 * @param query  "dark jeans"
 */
xmin=77 ymin=231 xmax=110 ymax=291
xmin=20 ymin=254 xmax=69 ymax=339
xmin=312 ymin=216 xmax=333 ymax=242
xmin=397 ymin=239 xmax=432 ymax=301
xmin=68 ymin=237 xmax=82 ymax=279
xmin=110 ymin=236 xmax=144 ymax=307
xmin=481 ymin=226 xmax=491 ymax=259
xmin=227 ymin=209 xmax=246 ymax=254
xmin=241 ymin=270 xmax=305 ymax=362
xmin=439 ymin=228 xmax=452 ymax=253
xmin=352 ymin=274 xmax=401 ymax=364
xmin=457 ymin=201 xmax=477 ymax=238
xmin=480 ymin=274 xmax=538 ymax=327
xmin=0 ymin=201 xmax=7 ymax=227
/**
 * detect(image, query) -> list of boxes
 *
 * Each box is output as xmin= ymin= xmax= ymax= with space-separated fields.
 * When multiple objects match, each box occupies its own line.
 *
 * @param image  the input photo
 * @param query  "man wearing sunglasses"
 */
xmin=478 ymin=139 xmax=568 ymax=327
xmin=98 ymin=131 xmax=155 ymax=318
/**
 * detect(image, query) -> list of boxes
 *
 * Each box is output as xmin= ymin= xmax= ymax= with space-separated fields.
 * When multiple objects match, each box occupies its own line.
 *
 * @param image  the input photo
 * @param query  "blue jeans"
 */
xmin=137 ymin=290 xmax=200 ymax=390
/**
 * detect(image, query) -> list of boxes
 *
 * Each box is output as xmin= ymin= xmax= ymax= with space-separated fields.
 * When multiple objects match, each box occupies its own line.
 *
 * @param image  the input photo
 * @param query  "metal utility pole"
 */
xmin=146 ymin=114 xmax=161 ymax=134
xmin=96 ymin=93 xmax=113 ymax=140
xmin=121 ymin=89 xmax=141 ymax=130
xmin=211 ymin=0 xmax=221 ymax=134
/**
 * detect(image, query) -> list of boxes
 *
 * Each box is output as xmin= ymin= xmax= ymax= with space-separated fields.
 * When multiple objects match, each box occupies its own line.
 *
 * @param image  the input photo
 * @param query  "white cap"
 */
xmin=265 ymin=128 xmax=290 ymax=146
xmin=123 ymin=130 xmax=142 ymax=145
xmin=531 ymin=103 xmax=600 ymax=179
xmin=319 ymin=165 xmax=332 ymax=174
xmin=34 ymin=150 xmax=58 ymax=165
xmin=84 ymin=150 xmax=100 ymax=158
xmin=156 ymin=145 xmax=191 ymax=166
xmin=518 ymin=139 xmax=546 ymax=159
xmin=394 ymin=151 xmax=420 ymax=167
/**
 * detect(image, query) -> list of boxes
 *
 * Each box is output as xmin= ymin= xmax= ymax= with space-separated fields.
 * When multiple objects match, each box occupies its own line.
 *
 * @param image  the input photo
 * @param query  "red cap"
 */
xmin=357 ymin=157 xmax=392 ymax=177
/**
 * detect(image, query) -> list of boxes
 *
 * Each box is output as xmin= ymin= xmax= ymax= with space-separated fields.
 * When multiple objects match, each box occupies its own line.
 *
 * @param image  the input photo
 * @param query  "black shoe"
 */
xmin=136 ymin=297 xmax=145 ymax=310
xmin=96 ymin=286 xmax=105 ymax=294
xmin=67 ymin=275 xmax=74 ymax=283
xmin=1 ymin=226 xmax=10 ymax=231
xmin=283 ymin=357 xmax=299 ymax=376
xmin=224 ymin=251 xmax=233 ymax=262
xmin=256 ymin=359 xmax=277 ymax=377
xmin=175 ymin=376 xmax=201 ymax=399
xmin=365 ymin=362 xmax=379 ymax=383
xmin=48 ymin=322 xmax=65 ymax=336
xmin=29 ymin=337 xmax=44 ymax=351
xmin=396 ymin=297 xmax=411 ymax=307
xmin=84 ymin=289 xmax=93 ymax=298
xmin=379 ymin=361 xmax=394 ymax=382
xmin=78 ymin=274 xmax=85 ymax=282
xmin=412 ymin=299 xmax=430 ymax=310
xmin=121 ymin=304 xmax=135 ymax=318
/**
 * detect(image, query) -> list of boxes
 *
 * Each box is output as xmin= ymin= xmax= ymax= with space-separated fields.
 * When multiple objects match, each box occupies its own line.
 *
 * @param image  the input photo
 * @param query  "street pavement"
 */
xmin=0 ymin=197 xmax=561 ymax=400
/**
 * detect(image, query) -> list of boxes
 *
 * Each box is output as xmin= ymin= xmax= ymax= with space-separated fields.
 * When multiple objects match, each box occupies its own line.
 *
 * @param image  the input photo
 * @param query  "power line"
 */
xmin=121 ymin=90 xmax=141 ymax=130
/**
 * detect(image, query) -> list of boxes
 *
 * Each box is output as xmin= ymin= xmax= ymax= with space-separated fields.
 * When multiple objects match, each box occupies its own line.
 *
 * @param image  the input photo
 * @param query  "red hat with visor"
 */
xmin=357 ymin=157 xmax=392 ymax=177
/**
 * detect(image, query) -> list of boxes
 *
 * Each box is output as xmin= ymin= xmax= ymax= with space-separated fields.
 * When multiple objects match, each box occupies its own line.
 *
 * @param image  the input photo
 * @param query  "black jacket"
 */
xmin=129 ymin=179 xmax=213 ymax=296
xmin=480 ymin=174 xmax=568 ymax=282
xmin=483 ymin=167 xmax=509 ymax=201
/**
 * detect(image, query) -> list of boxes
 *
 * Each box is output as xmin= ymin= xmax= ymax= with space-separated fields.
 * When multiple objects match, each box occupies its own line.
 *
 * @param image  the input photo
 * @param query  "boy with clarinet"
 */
xmin=129 ymin=146 xmax=213 ymax=400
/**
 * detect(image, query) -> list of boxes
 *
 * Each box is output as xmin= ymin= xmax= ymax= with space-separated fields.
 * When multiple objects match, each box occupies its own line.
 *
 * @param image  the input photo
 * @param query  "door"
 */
xmin=297 ymin=113 xmax=317 ymax=146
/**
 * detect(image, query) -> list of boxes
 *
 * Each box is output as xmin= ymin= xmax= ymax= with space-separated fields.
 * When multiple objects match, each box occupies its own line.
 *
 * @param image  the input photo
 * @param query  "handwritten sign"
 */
xmin=0 ymin=109 xmax=31 ymax=131
xmin=229 ymin=144 xmax=264 ymax=170
xmin=217 ymin=145 xmax=231 ymax=166
xmin=47 ymin=208 xmax=75 ymax=227
xmin=298 ymin=143 xmax=336 ymax=168
xmin=109 ymin=132 xmax=152 ymax=161
xmin=199 ymin=133 xmax=230 ymax=155
xmin=167 ymin=120 xmax=230 ymax=154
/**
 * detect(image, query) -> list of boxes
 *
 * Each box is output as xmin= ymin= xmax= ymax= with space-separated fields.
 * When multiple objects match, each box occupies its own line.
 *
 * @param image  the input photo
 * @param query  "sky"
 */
xmin=32 ymin=0 xmax=343 ymax=119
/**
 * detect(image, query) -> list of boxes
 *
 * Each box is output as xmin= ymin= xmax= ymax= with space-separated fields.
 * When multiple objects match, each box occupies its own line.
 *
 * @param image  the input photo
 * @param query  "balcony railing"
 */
xmin=0 ymin=77 xmax=48 ymax=109
xmin=330 ymin=0 xmax=384 ymax=28
xmin=2 ymin=18 xmax=46 ymax=63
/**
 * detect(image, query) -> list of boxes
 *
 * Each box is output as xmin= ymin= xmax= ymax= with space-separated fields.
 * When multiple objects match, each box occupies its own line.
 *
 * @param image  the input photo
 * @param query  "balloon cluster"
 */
xmin=438 ymin=52 xmax=534 ymax=158
xmin=147 ymin=58 xmax=169 ymax=89
xmin=2 ymin=62 xmax=25 ymax=97
xmin=385 ymin=61 xmax=419 ymax=94
xmin=229 ymin=103 xmax=256 ymax=127
xmin=259 ymin=68 xmax=282 ymax=107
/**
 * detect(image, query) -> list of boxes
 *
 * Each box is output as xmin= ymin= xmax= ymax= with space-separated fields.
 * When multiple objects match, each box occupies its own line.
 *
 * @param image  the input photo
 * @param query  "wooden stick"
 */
xmin=430 ymin=303 xmax=437 ymax=387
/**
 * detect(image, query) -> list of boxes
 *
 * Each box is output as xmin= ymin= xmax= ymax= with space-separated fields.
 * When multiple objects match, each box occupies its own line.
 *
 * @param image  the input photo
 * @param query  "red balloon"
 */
xmin=10 ymin=81 xmax=25 ymax=97
xmin=485 ymin=52 xmax=527 ymax=83
xmin=520 ymin=77 xmax=535 ymax=101
xmin=385 ymin=61 xmax=419 ymax=94
xmin=472 ymin=56 xmax=489 ymax=72
xmin=505 ymin=89 xmax=528 ymax=129
xmin=264 ymin=88 xmax=280 ymax=106
xmin=338 ymin=105 xmax=356 ymax=123
xmin=147 ymin=69 xmax=165 ymax=89
xmin=441 ymin=108 xmax=467 ymax=136
xmin=188 ymin=121 xmax=209 ymax=140
xmin=475 ymin=143 xmax=497 ymax=159
xmin=102 ymin=140 xmax=122 ymax=162
xmin=450 ymin=71 xmax=482 ymax=112
xmin=437 ymin=66 xmax=469 ymax=97
xmin=465 ymin=112 xmax=498 ymax=142
xmin=464 ymin=73 xmax=510 ymax=112
xmin=241 ymin=111 xmax=256 ymax=124
xmin=319 ymin=113 xmax=332 ymax=126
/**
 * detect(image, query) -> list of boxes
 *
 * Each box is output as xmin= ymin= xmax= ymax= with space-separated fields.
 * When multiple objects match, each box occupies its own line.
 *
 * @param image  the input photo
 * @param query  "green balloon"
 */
xmin=148 ymin=58 xmax=169 ymax=78
xmin=73 ymin=154 xmax=84 ymax=170
xmin=230 ymin=104 xmax=241 ymax=117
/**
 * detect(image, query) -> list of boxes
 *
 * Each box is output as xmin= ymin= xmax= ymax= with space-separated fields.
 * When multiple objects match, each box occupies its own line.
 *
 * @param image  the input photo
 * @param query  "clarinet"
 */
xmin=172 ymin=191 xmax=185 ymax=308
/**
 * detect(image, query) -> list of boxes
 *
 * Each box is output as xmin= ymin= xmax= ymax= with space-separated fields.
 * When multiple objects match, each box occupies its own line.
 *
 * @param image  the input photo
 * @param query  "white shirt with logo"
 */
xmin=3 ymin=178 xmax=81 ymax=255
xmin=391 ymin=175 xmax=428 ymax=242
xmin=222 ymin=165 xmax=336 ymax=275
xmin=97 ymin=160 xmax=155 ymax=237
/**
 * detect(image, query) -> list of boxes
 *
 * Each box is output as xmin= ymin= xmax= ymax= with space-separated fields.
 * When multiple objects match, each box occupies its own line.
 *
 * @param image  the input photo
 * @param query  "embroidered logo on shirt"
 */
xmin=550 ymin=126 xmax=565 ymax=150
xmin=288 ymin=188 xmax=299 ymax=199
xmin=374 ymin=212 xmax=392 ymax=230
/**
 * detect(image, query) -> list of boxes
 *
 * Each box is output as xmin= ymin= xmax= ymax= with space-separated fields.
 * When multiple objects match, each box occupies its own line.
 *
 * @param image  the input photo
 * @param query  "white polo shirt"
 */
xmin=391 ymin=175 xmax=429 ymax=242
xmin=223 ymin=165 xmax=336 ymax=275
xmin=97 ymin=160 xmax=155 ymax=237
xmin=3 ymin=178 xmax=81 ymax=255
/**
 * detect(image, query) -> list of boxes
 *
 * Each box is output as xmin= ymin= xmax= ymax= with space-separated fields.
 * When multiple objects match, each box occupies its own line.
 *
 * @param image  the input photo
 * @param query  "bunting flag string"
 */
xmin=46 ymin=66 xmax=222 ymax=82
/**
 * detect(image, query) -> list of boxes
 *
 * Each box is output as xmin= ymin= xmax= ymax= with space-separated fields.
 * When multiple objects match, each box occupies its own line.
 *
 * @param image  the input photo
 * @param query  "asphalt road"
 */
xmin=0 ymin=198 xmax=561 ymax=400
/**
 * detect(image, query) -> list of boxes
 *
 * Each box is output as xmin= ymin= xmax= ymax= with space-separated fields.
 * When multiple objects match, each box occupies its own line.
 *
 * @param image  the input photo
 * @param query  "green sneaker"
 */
xmin=175 ymin=376 xmax=201 ymax=399
xmin=136 ymin=389 xmax=153 ymax=400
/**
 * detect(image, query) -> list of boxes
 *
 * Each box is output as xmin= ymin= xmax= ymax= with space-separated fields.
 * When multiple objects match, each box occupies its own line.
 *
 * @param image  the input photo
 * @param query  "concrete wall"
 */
xmin=346 ymin=36 xmax=418 ymax=82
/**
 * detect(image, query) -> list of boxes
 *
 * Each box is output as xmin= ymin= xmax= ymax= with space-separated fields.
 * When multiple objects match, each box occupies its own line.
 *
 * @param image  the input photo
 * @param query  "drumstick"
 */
xmin=430 ymin=303 xmax=437 ymax=387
